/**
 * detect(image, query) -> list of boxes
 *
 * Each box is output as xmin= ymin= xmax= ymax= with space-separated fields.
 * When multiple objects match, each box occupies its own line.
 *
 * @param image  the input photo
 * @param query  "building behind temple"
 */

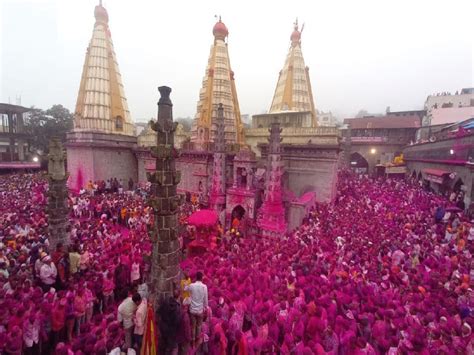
xmin=341 ymin=110 xmax=424 ymax=174
xmin=0 ymin=103 xmax=41 ymax=172
xmin=403 ymin=88 xmax=474 ymax=209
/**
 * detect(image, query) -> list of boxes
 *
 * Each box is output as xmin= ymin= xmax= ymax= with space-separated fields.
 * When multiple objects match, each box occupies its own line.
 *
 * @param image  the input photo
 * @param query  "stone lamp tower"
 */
xmin=147 ymin=86 xmax=182 ymax=307
xmin=47 ymin=138 xmax=70 ymax=251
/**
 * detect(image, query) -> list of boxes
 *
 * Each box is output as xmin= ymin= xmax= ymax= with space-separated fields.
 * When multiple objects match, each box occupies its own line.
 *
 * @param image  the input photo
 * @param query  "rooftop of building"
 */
xmin=427 ymin=88 xmax=474 ymax=97
xmin=343 ymin=114 xmax=422 ymax=129
xmin=0 ymin=103 xmax=31 ymax=114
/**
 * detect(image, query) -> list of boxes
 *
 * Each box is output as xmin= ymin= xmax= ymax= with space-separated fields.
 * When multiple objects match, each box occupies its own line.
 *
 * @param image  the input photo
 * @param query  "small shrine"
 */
xmin=225 ymin=147 xmax=258 ymax=235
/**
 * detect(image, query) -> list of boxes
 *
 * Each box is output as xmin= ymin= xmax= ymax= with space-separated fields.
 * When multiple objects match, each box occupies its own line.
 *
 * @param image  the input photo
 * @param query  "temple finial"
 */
xmin=294 ymin=18 xmax=298 ymax=31
xmin=99 ymin=0 xmax=102 ymax=6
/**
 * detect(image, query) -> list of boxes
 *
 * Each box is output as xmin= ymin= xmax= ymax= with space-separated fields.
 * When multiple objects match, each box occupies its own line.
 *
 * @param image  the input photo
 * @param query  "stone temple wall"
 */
xmin=176 ymin=152 xmax=213 ymax=196
xmin=66 ymin=132 xmax=138 ymax=190
xmin=261 ymin=144 xmax=340 ymax=203
xmin=285 ymin=157 xmax=339 ymax=203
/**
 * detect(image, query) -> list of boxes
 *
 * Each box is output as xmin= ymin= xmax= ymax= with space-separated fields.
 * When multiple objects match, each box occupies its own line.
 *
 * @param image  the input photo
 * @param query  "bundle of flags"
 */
xmin=141 ymin=303 xmax=158 ymax=355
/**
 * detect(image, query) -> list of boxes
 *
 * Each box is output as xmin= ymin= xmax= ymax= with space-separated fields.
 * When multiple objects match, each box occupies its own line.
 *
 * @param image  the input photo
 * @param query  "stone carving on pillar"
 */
xmin=209 ymin=103 xmax=227 ymax=224
xmin=47 ymin=138 xmax=70 ymax=251
xmin=147 ymin=86 xmax=182 ymax=308
xmin=256 ymin=122 xmax=287 ymax=237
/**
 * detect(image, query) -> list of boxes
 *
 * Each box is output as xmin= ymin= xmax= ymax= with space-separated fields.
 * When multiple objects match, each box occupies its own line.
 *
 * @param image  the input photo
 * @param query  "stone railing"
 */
xmin=180 ymin=141 xmax=240 ymax=153
xmin=246 ymin=126 xmax=340 ymax=137
xmin=342 ymin=136 xmax=412 ymax=144
xmin=404 ymin=133 xmax=474 ymax=164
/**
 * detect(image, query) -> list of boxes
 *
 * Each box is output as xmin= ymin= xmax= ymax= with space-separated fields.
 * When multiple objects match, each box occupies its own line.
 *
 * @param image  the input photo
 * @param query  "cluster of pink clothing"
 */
xmin=181 ymin=171 xmax=473 ymax=353
xmin=0 ymin=174 xmax=152 ymax=354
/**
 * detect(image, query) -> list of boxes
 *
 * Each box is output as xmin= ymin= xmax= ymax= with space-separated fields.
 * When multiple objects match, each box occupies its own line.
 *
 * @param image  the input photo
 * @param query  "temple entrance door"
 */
xmin=231 ymin=205 xmax=246 ymax=221
xmin=231 ymin=205 xmax=246 ymax=233
xmin=350 ymin=153 xmax=369 ymax=174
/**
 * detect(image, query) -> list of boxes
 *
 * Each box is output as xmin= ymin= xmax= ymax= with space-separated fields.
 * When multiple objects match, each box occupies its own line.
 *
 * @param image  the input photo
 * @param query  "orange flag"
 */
xmin=141 ymin=303 xmax=158 ymax=355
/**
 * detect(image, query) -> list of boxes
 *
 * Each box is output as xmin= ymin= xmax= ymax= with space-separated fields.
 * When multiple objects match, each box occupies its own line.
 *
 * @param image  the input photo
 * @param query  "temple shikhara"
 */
xmin=268 ymin=19 xmax=317 ymax=125
xmin=66 ymin=1 xmax=137 ymax=191
xmin=191 ymin=18 xmax=244 ymax=147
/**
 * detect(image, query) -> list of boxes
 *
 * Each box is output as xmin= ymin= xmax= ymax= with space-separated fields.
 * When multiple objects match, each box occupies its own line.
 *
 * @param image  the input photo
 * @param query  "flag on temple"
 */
xmin=141 ymin=303 xmax=158 ymax=355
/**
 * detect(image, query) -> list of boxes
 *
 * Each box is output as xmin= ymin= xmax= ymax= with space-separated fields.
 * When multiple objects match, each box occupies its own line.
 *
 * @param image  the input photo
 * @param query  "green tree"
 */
xmin=25 ymin=104 xmax=73 ymax=153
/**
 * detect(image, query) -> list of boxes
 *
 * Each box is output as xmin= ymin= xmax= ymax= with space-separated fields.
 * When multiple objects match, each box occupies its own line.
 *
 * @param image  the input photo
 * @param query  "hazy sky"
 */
xmin=1 ymin=0 xmax=473 ymax=121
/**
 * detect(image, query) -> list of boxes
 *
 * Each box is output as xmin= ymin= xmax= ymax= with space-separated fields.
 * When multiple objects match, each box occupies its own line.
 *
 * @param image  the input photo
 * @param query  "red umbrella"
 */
xmin=187 ymin=209 xmax=218 ymax=227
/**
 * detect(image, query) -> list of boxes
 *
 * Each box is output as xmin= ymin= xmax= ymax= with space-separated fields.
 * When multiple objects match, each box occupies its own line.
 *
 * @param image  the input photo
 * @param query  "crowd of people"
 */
xmin=0 ymin=174 xmax=152 ymax=354
xmin=0 ymin=170 xmax=473 ymax=354
xmin=176 ymin=171 xmax=473 ymax=353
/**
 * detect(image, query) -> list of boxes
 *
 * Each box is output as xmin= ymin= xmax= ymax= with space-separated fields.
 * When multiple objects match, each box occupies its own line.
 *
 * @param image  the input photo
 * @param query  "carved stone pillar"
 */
xmin=147 ymin=86 xmax=182 ymax=308
xmin=47 ymin=138 xmax=70 ymax=251
xmin=256 ymin=122 xmax=287 ymax=237
xmin=209 ymin=103 xmax=227 ymax=222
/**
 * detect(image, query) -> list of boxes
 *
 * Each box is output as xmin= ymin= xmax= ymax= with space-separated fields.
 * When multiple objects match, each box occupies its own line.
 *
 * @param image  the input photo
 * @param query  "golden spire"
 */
xmin=73 ymin=2 xmax=134 ymax=136
xmin=269 ymin=20 xmax=317 ymax=126
xmin=191 ymin=18 xmax=244 ymax=146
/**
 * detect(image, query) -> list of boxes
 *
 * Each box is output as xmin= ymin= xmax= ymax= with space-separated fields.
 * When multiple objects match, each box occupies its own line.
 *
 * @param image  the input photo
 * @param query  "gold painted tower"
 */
xmin=66 ymin=2 xmax=137 ymax=191
xmin=73 ymin=1 xmax=134 ymax=136
xmin=269 ymin=19 xmax=317 ymax=126
xmin=247 ymin=20 xmax=329 ymax=156
xmin=191 ymin=18 xmax=244 ymax=147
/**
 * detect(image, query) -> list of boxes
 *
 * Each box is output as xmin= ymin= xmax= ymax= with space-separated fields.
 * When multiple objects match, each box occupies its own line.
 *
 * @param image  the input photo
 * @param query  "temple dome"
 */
xmin=213 ymin=20 xmax=228 ymax=40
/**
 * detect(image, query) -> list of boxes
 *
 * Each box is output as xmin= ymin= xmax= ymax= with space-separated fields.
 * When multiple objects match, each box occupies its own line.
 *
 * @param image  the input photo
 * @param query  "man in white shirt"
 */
xmin=185 ymin=271 xmax=208 ymax=348
xmin=118 ymin=293 xmax=141 ymax=350
xmin=133 ymin=297 xmax=147 ymax=351
xmin=39 ymin=255 xmax=57 ymax=292
xmin=23 ymin=313 xmax=40 ymax=353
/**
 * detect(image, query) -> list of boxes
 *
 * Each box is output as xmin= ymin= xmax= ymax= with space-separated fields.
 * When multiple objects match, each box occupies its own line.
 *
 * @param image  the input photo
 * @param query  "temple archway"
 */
xmin=231 ymin=205 xmax=246 ymax=221
xmin=350 ymin=152 xmax=369 ymax=173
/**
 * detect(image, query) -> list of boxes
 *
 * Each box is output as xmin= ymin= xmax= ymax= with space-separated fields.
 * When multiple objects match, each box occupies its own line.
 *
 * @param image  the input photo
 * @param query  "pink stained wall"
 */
xmin=431 ymin=107 xmax=474 ymax=126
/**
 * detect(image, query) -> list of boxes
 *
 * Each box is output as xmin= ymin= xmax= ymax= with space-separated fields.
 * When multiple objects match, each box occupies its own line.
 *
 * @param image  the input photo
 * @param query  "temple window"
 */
xmin=115 ymin=116 xmax=123 ymax=130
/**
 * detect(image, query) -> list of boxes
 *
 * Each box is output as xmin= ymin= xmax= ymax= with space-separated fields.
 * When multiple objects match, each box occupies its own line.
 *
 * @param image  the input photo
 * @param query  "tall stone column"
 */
xmin=343 ymin=122 xmax=352 ymax=167
xmin=147 ymin=86 xmax=182 ymax=307
xmin=209 ymin=103 xmax=227 ymax=225
xmin=47 ymin=138 xmax=70 ymax=251
xmin=256 ymin=122 xmax=287 ymax=237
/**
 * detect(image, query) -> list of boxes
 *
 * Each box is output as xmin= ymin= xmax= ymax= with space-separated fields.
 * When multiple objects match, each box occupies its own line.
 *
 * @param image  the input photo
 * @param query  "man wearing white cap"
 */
xmin=39 ymin=255 xmax=57 ymax=292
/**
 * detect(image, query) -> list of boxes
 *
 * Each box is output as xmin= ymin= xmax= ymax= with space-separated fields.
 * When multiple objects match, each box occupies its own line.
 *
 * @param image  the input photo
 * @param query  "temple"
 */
xmin=65 ymin=8 xmax=340 ymax=235
xmin=247 ymin=19 xmax=318 ymax=141
xmin=66 ymin=1 xmax=137 ymax=190
xmin=190 ymin=17 xmax=244 ymax=147
xmin=268 ymin=19 xmax=317 ymax=125
xmin=246 ymin=21 xmax=340 ymax=206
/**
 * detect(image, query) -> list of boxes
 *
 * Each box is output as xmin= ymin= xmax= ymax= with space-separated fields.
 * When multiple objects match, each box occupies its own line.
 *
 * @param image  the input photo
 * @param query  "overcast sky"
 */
xmin=1 ymin=0 xmax=473 ymax=121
